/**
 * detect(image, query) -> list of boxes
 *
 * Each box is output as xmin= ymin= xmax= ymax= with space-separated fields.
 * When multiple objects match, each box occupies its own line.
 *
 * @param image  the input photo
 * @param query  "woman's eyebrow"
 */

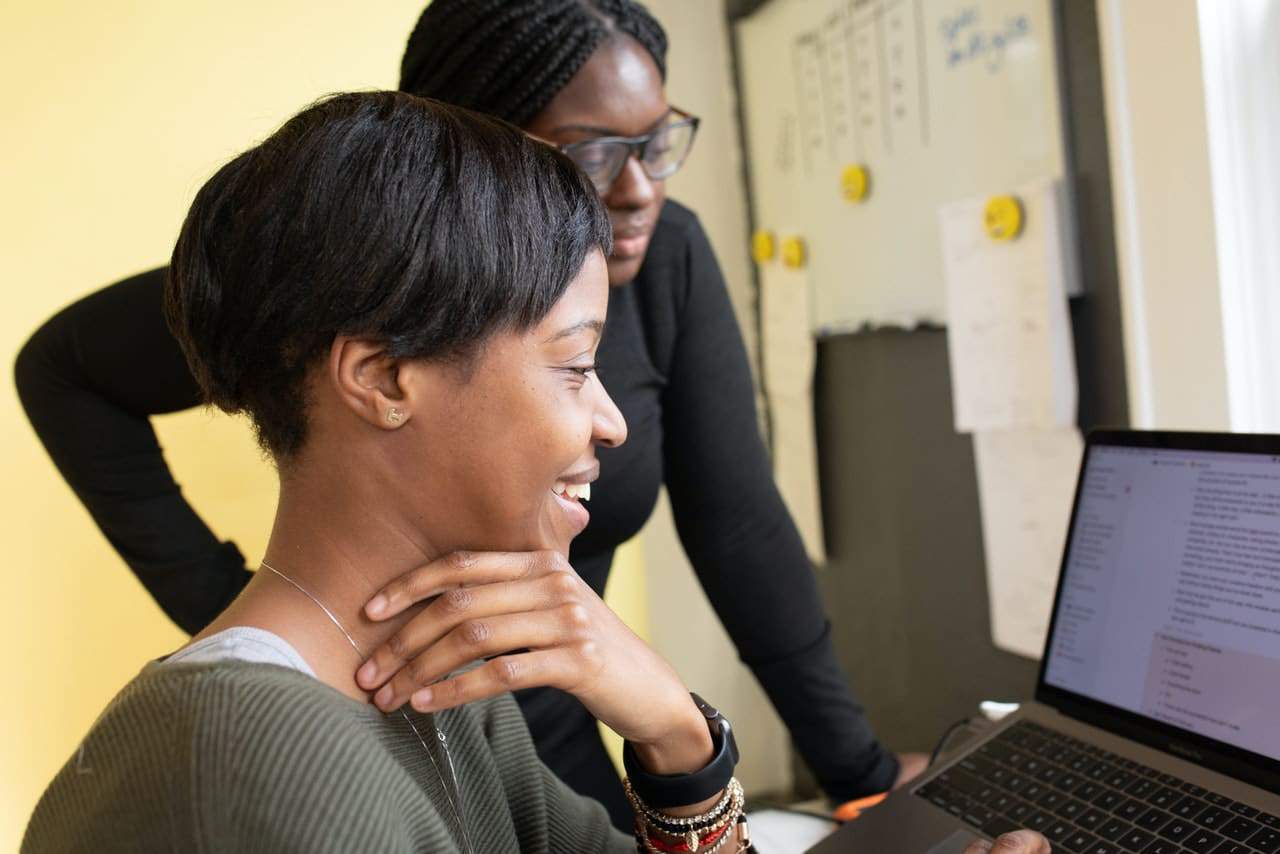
xmin=543 ymin=319 xmax=604 ymax=344
xmin=552 ymin=110 xmax=673 ymax=138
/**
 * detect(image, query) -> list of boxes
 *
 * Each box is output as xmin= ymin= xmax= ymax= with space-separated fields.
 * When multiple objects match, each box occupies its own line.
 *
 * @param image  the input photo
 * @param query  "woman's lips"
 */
xmin=551 ymin=487 xmax=591 ymax=535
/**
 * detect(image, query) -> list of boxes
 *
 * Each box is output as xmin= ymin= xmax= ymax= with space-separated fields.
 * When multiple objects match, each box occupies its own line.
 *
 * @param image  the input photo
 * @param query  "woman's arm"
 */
xmin=659 ymin=213 xmax=902 ymax=799
xmin=14 ymin=268 xmax=250 ymax=633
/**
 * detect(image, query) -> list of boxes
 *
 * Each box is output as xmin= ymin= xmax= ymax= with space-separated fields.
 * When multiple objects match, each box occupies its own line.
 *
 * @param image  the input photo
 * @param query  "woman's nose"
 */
xmin=604 ymin=155 xmax=657 ymax=210
xmin=592 ymin=384 xmax=628 ymax=449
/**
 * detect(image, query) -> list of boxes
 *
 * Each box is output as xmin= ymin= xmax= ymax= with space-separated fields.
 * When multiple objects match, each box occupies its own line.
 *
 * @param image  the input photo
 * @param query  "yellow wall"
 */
xmin=0 ymin=1 xmax=640 ymax=845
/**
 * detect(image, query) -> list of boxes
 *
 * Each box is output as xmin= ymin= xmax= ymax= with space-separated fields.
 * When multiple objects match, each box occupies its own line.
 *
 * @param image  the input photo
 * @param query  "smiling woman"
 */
xmin=14 ymin=0 xmax=922 ymax=832
xmin=23 ymin=90 xmax=741 ymax=852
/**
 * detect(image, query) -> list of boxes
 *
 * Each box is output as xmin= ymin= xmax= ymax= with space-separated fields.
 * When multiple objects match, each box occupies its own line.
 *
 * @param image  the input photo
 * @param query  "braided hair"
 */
xmin=399 ymin=0 xmax=668 ymax=128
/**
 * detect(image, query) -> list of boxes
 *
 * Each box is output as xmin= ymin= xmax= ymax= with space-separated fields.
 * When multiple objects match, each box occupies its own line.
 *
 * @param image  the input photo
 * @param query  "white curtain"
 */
xmin=1199 ymin=0 xmax=1280 ymax=431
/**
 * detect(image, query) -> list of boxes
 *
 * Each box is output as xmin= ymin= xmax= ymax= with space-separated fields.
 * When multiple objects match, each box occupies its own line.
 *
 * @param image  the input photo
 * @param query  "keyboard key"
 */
xmin=1221 ymin=816 xmax=1262 ymax=842
xmin=988 ymin=793 xmax=1017 ymax=813
xmin=1007 ymin=801 xmax=1035 ymax=822
xmin=1055 ymin=772 xmax=1086 ymax=792
xmin=1117 ymin=827 xmax=1154 ymax=851
xmin=1228 ymin=801 xmax=1259 ymax=818
xmin=1020 ymin=782 xmax=1047 ymax=801
xmin=1116 ymin=798 xmax=1149 ymax=822
xmin=1094 ymin=790 xmax=1127 ymax=811
xmin=1084 ymin=843 xmax=1120 ymax=854
xmin=1078 ymin=809 xmax=1110 ymax=830
xmin=1208 ymin=842 xmax=1251 ymax=854
xmin=1044 ymin=820 xmax=1074 ymax=842
xmin=1135 ymin=808 xmax=1172 ymax=832
xmin=1025 ymin=811 xmax=1054 ymax=831
xmin=1158 ymin=818 xmax=1195 ymax=842
xmin=1173 ymin=796 xmax=1210 ymax=819
xmin=1204 ymin=793 xmax=1232 ymax=807
xmin=1181 ymin=828 xmax=1223 ymax=853
xmin=1147 ymin=787 xmax=1182 ymax=809
xmin=1038 ymin=790 xmax=1068 ymax=811
xmin=1075 ymin=782 xmax=1106 ymax=801
xmin=1156 ymin=773 xmax=1181 ymax=787
xmin=1194 ymin=806 xmax=1232 ymax=831
xmin=1036 ymin=766 xmax=1064 ymax=786
xmin=1261 ymin=813 xmax=1280 ymax=829
xmin=1140 ymin=841 xmax=1181 ymax=854
xmin=1062 ymin=830 xmax=1098 ymax=853
xmin=1004 ymin=773 xmax=1032 ymax=795
xmin=1247 ymin=828 xmax=1280 ymax=852
xmin=1057 ymin=798 xmax=1089 ymax=821
xmin=1006 ymin=751 xmax=1030 ymax=769
xmin=1098 ymin=818 xmax=1132 ymax=841
xmin=1183 ymin=784 xmax=1209 ymax=798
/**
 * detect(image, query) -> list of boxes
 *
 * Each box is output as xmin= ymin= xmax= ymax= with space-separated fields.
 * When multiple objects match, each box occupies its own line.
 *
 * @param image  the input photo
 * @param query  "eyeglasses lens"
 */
xmin=642 ymin=120 xmax=696 ymax=180
xmin=566 ymin=142 xmax=631 ymax=193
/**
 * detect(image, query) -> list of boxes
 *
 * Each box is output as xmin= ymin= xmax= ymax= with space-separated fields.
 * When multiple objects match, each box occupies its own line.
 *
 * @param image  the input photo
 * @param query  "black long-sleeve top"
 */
xmin=15 ymin=198 xmax=899 ymax=808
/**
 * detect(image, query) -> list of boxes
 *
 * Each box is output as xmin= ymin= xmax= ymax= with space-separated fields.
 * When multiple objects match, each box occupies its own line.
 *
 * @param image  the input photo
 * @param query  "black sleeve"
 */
xmin=13 ymin=268 xmax=251 ymax=634
xmin=659 ymin=220 xmax=901 ymax=799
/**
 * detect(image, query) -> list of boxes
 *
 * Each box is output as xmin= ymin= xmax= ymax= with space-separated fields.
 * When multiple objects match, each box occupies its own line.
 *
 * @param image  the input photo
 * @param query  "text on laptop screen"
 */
xmin=1044 ymin=444 xmax=1280 ymax=762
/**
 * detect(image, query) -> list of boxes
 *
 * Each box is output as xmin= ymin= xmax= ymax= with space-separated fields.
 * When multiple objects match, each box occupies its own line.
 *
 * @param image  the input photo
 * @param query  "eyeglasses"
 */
xmin=559 ymin=107 xmax=701 ymax=194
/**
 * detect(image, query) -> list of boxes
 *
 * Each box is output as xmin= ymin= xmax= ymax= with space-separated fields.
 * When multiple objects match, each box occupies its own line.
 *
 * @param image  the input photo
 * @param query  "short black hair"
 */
xmin=399 ymin=0 xmax=668 ymax=127
xmin=165 ymin=91 xmax=612 ymax=460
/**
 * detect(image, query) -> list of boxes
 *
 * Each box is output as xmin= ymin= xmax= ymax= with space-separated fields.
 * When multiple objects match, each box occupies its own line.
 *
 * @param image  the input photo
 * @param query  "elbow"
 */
xmin=14 ymin=328 xmax=46 ymax=411
xmin=13 ymin=317 xmax=64 ymax=424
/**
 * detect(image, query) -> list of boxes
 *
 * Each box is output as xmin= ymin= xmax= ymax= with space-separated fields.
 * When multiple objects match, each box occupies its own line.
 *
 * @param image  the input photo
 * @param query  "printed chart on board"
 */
xmin=736 ymin=0 xmax=1068 ymax=332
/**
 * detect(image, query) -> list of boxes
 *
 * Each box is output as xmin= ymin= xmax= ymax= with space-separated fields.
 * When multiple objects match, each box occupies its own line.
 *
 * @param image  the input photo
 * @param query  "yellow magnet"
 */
xmin=781 ymin=236 xmax=807 ymax=269
xmin=751 ymin=230 xmax=776 ymax=264
xmin=983 ymin=195 xmax=1024 ymax=241
xmin=840 ymin=163 xmax=871 ymax=203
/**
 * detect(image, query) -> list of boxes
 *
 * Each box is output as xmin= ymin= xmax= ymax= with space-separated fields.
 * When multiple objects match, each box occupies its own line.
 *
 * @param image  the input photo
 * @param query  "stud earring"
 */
xmin=386 ymin=407 xmax=404 ymax=424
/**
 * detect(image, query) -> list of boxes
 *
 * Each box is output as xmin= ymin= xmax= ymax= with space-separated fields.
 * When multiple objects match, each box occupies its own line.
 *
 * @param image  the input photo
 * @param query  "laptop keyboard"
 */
xmin=914 ymin=720 xmax=1280 ymax=854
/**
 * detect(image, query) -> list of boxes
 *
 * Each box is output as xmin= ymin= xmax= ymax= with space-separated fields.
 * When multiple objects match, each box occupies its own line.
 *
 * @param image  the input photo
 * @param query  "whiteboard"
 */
xmin=735 ymin=0 xmax=1067 ymax=332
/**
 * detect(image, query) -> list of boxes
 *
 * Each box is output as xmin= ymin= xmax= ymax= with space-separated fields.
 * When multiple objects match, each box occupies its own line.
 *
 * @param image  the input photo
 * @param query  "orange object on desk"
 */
xmin=832 ymin=793 xmax=888 ymax=823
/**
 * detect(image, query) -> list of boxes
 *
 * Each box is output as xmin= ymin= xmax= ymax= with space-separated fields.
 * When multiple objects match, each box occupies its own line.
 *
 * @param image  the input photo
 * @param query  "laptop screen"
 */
xmin=1043 ymin=442 xmax=1280 ymax=763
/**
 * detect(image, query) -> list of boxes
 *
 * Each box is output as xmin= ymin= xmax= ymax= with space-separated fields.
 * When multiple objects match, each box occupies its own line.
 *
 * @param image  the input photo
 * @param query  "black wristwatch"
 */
xmin=623 ymin=692 xmax=740 ymax=809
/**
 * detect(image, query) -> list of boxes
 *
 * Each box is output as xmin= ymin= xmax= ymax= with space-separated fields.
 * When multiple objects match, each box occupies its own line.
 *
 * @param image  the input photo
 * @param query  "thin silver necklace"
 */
xmin=260 ymin=561 xmax=473 ymax=853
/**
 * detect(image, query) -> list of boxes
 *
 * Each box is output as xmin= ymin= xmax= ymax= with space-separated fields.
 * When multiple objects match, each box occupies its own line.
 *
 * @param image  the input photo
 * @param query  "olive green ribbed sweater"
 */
xmin=24 ymin=661 xmax=631 ymax=852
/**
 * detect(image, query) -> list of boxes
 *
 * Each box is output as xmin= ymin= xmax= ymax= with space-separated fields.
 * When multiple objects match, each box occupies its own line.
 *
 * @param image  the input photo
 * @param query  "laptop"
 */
xmin=814 ymin=430 xmax=1280 ymax=854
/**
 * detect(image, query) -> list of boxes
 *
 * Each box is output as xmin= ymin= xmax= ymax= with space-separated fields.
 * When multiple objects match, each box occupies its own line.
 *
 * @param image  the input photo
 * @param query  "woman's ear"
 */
xmin=328 ymin=336 xmax=413 ymax=431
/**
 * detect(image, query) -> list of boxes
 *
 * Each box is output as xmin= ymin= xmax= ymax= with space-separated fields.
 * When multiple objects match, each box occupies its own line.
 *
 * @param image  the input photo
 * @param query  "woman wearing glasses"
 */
xmin=15 ymin=0 xmax=926 ymax=827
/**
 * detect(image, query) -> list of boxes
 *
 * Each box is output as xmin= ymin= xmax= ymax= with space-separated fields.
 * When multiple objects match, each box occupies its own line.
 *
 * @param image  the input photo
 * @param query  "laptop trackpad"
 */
xmin=926 ymin=829 xmax=985 ymax=854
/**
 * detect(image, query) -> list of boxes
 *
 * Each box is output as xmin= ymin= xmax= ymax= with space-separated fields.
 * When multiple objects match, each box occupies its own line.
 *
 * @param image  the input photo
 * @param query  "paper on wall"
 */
xmin=973 ymin=427 xmax=1084 ymax=659
xmin=760 ymin=262 xmax=826 ymax=564
xmin=939 ymin=180 xmax=1078 ymax=433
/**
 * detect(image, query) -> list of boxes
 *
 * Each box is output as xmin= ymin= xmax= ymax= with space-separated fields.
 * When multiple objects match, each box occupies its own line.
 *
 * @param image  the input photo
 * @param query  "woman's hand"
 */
xmin=963 ymin=830 xmax=1050 ymax=854
xmin=355 ymin=550 xmax=713 ymax=775
xmin=893 ymin=752 xmax=930 ymax=789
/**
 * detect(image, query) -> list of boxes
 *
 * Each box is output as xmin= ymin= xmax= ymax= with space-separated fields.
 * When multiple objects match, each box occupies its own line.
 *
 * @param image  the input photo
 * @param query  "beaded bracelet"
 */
xmin=626 ymin=777 xmax=751 ymax=854
xmin=625 ymin=777 xmax=739 ymax=831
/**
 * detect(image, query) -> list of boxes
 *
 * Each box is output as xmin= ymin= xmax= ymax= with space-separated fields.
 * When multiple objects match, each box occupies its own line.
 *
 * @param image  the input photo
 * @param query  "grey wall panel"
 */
xmin=812 ymin=329 xmax=1039 ymax=757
